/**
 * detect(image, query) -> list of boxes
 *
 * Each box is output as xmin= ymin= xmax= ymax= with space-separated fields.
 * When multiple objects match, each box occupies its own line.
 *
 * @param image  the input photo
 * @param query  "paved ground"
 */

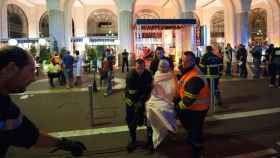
xmin=5 ymin=65 xmax=280 ymax=158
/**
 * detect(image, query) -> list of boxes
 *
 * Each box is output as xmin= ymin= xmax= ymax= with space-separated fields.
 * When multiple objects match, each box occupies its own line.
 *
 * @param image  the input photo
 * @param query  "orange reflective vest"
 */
xmin=178 ymin=66 xmax=210 ymax=111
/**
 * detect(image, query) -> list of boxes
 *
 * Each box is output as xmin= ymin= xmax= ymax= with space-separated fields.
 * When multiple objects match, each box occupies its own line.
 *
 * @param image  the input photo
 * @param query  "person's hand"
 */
xmin=50 ymin=138 xmax=87 ymax=157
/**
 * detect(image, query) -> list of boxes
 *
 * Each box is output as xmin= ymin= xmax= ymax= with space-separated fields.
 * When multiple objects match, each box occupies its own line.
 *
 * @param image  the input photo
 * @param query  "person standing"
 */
xmin=176 ymin=51 xmax=210 ymax=158
xmin=200 ymin=46 xmax=223 ymax=106
xmin=252 ymin=43 xmax=262 ymax=78
xmin=73 ymin=50 xmax=83 ymax=86
xmin=0 ymin=46 xmax=86 ymax=157
xmin=124 ymin=59 xmax=153 ymax=152
xmin=62 ymin=51 xmax=74 ymax=88
xmin=224 ymin=43 xmax=233 ymax=76
xmin=122 ymin=49 xmax=129 ymax=73
xmin=237 ymin=44 xmax=248 ymax=78
xmin=149 ymin=47 xmax=174 ymax=75
xmin=146 ymin=59 xmax=177 ymax=150
xmin=269 ymin=47 xmax=280 ymax=88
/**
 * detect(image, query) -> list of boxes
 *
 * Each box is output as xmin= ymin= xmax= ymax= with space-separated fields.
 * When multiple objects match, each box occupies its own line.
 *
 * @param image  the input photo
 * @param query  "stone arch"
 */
xmin=135 ymin=9 xmax=160 ymax=19
xmin=39 ymin=11 xmax=49 ymax=37
xmin=7 ymin=4 xmax=28 ymax=38
xmin=87 ymin=9 xmax=118 ymax=36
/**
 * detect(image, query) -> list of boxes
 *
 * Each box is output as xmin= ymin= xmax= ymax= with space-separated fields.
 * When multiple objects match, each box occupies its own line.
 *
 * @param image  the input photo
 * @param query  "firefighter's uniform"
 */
xmin=177 ymin=66 xmax=210 ymax=158
xmin=124 ymin=69 xmax=153 ymax=151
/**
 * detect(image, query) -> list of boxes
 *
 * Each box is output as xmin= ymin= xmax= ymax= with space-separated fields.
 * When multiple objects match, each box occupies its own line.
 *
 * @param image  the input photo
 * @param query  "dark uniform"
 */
xmin=149 ymin=56 xmax=174 ymax=75
xmin=124 ymin=69 xmax=153 ymax=151
xmin=122 ymin=50 xmax=129 ymax=72
xmin=0 ymin=95 xmax=39 ymax=157
xmin=270 ymin=47 xmax=280 ymax=87
xmin=199 ymin=51 xmax=223 ymax=105
xmin=176 ymin=66 xmax=210 ymax=158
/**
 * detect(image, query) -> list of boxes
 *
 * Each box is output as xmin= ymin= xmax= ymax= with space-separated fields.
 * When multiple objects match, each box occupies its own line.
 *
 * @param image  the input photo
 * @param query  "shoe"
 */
xmin=126 ymin=142 xmax=137 ymax=153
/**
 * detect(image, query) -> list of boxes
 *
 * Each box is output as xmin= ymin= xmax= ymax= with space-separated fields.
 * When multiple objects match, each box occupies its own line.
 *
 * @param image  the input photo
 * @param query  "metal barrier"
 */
xmin=200 ymin=63 xmax=223 ymax=114
xmin=199 ymin=74 xmax=219 ymax=114
xmin=88 ymin=84 xmax=94 ymax=126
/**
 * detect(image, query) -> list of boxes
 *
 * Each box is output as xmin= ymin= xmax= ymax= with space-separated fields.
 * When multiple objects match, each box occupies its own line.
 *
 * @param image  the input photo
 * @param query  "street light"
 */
xmin=8 ymin=39 xmax=17 ymax=46
xmin=38 ymin=38 xmax=47 ymax=46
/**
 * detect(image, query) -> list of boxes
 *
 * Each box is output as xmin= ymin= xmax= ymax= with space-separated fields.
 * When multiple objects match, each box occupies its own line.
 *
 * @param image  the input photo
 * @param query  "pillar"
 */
xmin=181 ymin=11 xmax=196 ymax=52
xmin=235 ymin=11 xmax=250 ymax=46
xmin=47 ymin=0 xmax=65 ymax=51
xmin=0 ymin=0 xmax=8 ymax=39
xmin=117 ymin=0 xmax=133 ymax=65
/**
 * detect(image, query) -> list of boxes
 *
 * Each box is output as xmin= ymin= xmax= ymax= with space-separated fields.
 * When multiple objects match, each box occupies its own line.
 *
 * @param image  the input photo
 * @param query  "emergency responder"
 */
xmin=124 ymin=59 xmax=153 ymax=152
xmin=149 ymin=47 xmax=174 ymax=75
xmin=176 ymin=51 xmax=210 ymax=158
xmin=0 ymin=46 xmax=86 ymax=157
xmin=199 ymin=46 xmax=223 ymax=106
xmin=269 ymin=46 xmax=280 ymax=88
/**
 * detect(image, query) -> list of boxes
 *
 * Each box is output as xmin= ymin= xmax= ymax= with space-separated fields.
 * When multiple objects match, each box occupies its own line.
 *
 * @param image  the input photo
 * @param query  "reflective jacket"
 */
xmin=178 ymin=66 xmax=210 ymax=111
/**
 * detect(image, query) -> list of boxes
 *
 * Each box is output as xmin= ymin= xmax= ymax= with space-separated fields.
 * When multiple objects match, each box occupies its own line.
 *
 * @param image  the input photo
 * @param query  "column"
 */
xmin=235 ymin=11 xmax=249 ymax=46
xmin=47 ymin=0 xmax=65 ymax=51
xmin=0 ymin=1 xmax=8 ymax=39
xmin=175 ymin=30 xmax=183 ymax=64
xmin=64 ymin=3 xmax=73 ymax=52
xmin=181 ymin=11 xmax=196 ymax=52
xmin=118 ymin=10 xmax=132 ymax=66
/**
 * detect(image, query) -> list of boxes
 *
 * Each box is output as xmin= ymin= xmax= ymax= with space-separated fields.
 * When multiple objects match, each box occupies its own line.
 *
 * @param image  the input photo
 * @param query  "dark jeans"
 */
xmin=239 ymin=62 xmax=247 ymax=78
xmin=48 ymin=72 xmax=62 ymax=87
xmin=253 ymin=59 xmax=261 ymax=78
xmin=122 ymin=59 xmax=129 ymax=72
xmin=270 ymin=63 xmax=280 ymax=86
xmin=126 ymin=105 xmax=153 ymax=144
xmin=225 ymin=62 xmax=232 ymax=76
xmin=177 ymin=109 xmax=208 ymax=157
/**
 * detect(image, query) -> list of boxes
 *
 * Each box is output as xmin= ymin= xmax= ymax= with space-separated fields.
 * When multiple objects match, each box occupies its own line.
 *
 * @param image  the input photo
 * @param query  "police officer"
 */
xmin=0 ymin=46 xmax=86 ymax=157
xmin=176 ymin=51 xmax=210 ymax=158
xmin=269 ymin=46 xmax=280 ymax=88
xmin=124 ymin=59 xmax=153 ymax=152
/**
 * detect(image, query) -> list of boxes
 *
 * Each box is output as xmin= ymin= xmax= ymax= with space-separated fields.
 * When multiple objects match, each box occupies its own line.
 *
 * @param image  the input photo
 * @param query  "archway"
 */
xmin=249 ymin=8 xmax=267 ymax=43
xmin=39 ymin=12 xmax=49 ymax=38
xmin=7 ymin=4 xmax=28 ymax=38
xmin=87 ymin=9 xmax=118 ymax=36
xmin=210 ymin=10 xmax=224 ymax=46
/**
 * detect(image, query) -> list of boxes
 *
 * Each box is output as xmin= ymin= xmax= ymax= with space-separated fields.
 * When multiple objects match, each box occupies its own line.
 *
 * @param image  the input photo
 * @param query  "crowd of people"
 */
xmin=123 ymin=44 xmax=280 ymax=158
xmin=1 ymin=41 xmax=279 ymax=158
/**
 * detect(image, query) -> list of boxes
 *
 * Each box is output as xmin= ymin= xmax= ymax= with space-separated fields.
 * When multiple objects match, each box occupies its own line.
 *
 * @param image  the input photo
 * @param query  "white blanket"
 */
xmin=146 ymin=71 xmax=177 ymax=148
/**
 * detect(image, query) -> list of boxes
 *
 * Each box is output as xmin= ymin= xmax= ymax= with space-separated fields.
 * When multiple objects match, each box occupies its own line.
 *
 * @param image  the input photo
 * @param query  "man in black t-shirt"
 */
xmin=0 ymin=46 xmax=86 ymax=157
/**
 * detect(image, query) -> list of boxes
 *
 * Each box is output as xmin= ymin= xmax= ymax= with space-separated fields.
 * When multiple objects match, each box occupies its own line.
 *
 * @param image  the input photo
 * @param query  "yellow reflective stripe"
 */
xmin=199 ymin=64 xmax=205 ymax=67
xmin=124 ymin=98 xmax=133 ymax=106
xmin=184 ymin=91 xmax=197 ymax=99
xmin=128 ymin=90 xmax=137 ymax=94
xmin=178 ymin=101 xmax=186 ymax=110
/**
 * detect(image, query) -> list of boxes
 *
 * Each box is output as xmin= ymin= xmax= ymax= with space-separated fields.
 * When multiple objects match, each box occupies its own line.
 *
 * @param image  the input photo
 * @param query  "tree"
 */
xmin=29 ymin=44 xmax=37 ymax=57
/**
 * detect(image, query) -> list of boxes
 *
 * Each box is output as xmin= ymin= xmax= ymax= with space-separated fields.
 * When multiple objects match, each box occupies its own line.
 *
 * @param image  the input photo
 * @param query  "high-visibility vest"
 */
xmin=178 ymin=66 xmax=210 ymax=111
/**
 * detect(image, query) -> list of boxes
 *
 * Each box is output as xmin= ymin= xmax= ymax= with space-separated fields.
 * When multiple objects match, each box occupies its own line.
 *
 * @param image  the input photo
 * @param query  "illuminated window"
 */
xmin=249 ymin=8 xmax=267 ymax=42
xmin=210 ymin=10 xmax=224 ymax=45
xmin=39 ymin=12 xmax=49 ymax=37
xmin=7 ymin=4 xmax=28 ymax=38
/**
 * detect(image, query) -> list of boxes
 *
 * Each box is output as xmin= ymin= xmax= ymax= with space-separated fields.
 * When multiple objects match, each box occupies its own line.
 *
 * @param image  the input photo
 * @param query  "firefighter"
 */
xmin=199 ymin=46 xmax=223 ymax=106
xmin=124 ymin=59 xmax=153 ymax=152
xmin=0 ymin=46 xmax=86 ymax=157
xmin=176 ymin=51 xmax=210 ymax=158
